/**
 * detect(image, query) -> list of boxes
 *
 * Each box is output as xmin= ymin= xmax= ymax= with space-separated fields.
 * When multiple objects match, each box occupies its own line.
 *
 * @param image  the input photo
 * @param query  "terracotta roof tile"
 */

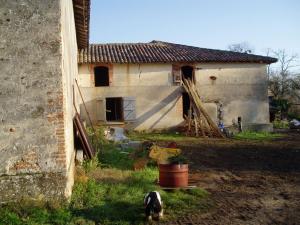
xmin=78 ymin=41 xmax=277 ymax=64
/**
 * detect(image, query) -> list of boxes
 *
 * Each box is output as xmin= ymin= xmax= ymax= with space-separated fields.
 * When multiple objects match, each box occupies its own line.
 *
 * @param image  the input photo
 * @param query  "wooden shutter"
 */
xmin=123 ymin=97 xmax=136 ymax=121
xmin=95 ymin=98 xmax=105 ymax=121
xmin=172 ymin=64 xmax=181 ymax=85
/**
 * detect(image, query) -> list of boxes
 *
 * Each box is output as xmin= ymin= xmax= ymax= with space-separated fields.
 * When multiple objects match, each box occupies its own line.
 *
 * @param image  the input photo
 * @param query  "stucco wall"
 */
xmin=0 ymin=0 xmax=77 ymax=202
xmin=195 ymin=63 xmax=270 ymax=126
xmin=61 ymin=0 xmax=78 ymax=198
xmin=78 ymin=64 xmax=183 ymax=130
xmin=78 ymin=62 xmax=270 ymax=130
xmin=79 ymin=63 xmax=173 ymax=87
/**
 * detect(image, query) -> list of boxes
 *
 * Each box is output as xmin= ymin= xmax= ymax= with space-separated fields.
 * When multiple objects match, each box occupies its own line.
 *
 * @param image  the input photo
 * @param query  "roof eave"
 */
xmin=73 ymin=0 xmax=90 ymax=49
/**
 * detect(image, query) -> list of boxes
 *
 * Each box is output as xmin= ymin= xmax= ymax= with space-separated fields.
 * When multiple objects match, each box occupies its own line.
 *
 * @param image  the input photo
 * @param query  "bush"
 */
xmin=273 ymin=119 xmax=289 ymax=129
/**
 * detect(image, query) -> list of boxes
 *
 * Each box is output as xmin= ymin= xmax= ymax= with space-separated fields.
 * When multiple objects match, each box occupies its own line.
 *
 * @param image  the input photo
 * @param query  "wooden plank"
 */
xmin=182 ymin=78 xmax=224 ymax=138
xmin=73 ymin=113 xmax=95 ymax=159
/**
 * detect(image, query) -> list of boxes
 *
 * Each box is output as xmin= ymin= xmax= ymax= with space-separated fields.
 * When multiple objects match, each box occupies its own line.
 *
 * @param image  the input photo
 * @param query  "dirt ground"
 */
xmin=163 ymin=131 xmax=300 ymax=225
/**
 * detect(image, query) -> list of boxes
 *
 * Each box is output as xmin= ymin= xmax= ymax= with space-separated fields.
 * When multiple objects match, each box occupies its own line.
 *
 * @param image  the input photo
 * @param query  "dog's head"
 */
xmin=144 ymin=191 xmax=163 ymax=221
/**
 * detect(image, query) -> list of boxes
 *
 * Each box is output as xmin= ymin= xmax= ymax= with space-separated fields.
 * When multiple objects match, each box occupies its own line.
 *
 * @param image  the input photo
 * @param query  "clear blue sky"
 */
xmin=90 ymin=0 xmax=300 ymax=59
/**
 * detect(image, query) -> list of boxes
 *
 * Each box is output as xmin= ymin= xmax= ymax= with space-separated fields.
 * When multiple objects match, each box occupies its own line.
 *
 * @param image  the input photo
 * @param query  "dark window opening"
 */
xmin=182 ymin=92 xmax=191 ymax=119
xmin=181 ymin=66 xmax=194 ymax=82
xmin=94 ymin=66 xmax=109 ymax=87
xmin=106 ymin=98 xmax=123 ymax=121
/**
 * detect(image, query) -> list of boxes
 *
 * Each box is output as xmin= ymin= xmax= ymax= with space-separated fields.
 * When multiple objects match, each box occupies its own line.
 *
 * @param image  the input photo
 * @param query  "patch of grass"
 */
xmin=1 ymin=129 xmax=211 ymax=225
xmin=0 ymin=200 xmax=72 ymax=225
xmin=234 ymin=131 xmax=284 ymax=141
xmin=70 ymin=166 xmax=210 ymax=224
xmin=69 ymin=143 xmax=210 ymax=224
xmin=127 ymin=131 xmax=198 ymax=142
xmin=99 ymin=143 xmax=135 ymax=170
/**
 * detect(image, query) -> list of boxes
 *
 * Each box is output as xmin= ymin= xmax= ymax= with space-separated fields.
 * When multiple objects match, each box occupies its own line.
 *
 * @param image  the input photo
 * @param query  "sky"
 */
xmin=90 ymin=0 xmax=300 ymax=69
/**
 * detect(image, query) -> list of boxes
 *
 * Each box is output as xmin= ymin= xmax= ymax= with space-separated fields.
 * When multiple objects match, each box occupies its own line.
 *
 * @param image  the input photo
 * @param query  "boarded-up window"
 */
xmin=123 ymin=97 xmax=136 ymax=121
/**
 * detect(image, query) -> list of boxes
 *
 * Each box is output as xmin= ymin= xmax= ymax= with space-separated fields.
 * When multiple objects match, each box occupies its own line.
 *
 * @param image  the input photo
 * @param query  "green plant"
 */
xmin=271 ymin=99 xmax=292 ymax=119
xmin=99 ymin=143 xmax=134 ymax=170
xmin=288 ymin=112 xmax=300 ymax=121
xmin=0 ymin=200 xmax=72 ymax=225
xmin=86 ymin=125 xmax=108 ymax=152
xmin=82 ymin=157 xmax=99 ymax=172
xmin=273 ymin=119 xmax=289 ymax=129
xmin=168 ymin=154 xmax=189 ymax=164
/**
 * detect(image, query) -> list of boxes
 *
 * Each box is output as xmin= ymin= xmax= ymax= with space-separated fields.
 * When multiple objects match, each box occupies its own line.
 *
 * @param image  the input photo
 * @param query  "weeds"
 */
xmin=273 ymin=119 xmax=290 ymax=129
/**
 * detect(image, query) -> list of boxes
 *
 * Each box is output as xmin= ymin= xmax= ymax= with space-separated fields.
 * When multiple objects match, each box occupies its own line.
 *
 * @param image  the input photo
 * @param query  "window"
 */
xmin=94 ymin=66 xmax=109 ymax=86
xmin=106 ymin=98 xmax=123 ymax=121
xmin=105 ymin=97 xmax=136 ymax=122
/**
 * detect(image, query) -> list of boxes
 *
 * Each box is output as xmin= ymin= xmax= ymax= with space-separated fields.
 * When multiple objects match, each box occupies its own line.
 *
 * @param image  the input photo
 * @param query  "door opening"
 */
xmin=181 ymin=66 xmax=194 ymax=82
xmin=182 ymin=92 xmax=191 ymax=118
xmin=106 ymin=97 xmax=123 ymax=121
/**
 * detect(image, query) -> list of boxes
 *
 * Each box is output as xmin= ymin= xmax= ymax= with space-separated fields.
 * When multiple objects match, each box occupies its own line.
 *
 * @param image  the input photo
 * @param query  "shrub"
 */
xmin=273 ymin=119 xmax=289 ymax=129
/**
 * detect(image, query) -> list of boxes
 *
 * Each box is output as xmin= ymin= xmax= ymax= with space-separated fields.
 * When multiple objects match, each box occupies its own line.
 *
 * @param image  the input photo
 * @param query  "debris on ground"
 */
xmin=104 ymin=127 xmax=128 ymax=142
xmin=120 ymin=141 xmax=142 ymax=151
xmin=149 ymin=144 xmax=181 ymax=164
xmin=129 ymin=141 xmax=183 ymax=170
xmin=290 ymin=119 xmax=300 ymax=129
xmin=75 ymin=149 xmax=84 ymax=165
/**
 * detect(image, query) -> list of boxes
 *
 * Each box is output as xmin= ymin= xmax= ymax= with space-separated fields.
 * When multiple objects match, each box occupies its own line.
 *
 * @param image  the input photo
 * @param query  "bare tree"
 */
xmin=228 ymin=42 xmax=254 ymax=54
xmin=267 ymin=49 xmax=300 ymax=119
xmin=268 ymin=49 xmax=299 ymax=99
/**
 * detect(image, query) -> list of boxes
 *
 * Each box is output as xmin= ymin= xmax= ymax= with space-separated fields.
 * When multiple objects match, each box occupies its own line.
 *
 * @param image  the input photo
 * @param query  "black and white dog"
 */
xmin=144 ymin=191 xmax=163 ymax=221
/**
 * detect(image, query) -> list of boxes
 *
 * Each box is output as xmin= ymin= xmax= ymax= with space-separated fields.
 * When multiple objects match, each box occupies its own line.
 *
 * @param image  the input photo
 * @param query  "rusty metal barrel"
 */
xmin=159 ymin=164 xmax=189 ymax=188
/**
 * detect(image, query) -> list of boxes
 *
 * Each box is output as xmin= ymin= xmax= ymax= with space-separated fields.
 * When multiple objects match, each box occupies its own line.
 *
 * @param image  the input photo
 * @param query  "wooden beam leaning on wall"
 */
xmin=182 ymin=78 xmax=225 ymax=138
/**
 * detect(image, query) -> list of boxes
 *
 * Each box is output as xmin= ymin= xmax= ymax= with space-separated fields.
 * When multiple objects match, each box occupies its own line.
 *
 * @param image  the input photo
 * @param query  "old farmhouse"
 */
xmin=0 ymin=0 xmax=277 ymax=203
xmin=77 ymin=41 xmax=277 ymax=131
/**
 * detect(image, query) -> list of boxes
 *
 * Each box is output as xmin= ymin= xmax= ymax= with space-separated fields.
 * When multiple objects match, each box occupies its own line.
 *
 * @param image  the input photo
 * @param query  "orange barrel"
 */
xmin=159 ymin=164 xmax=188 ymax=188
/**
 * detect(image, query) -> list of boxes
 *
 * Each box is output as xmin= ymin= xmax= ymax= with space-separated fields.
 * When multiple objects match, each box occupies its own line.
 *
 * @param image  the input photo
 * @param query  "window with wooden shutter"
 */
xmin=172 ymin=64 xmax=181 ymax=85
xmin=123 ymin=97 xmax=136 ymax=121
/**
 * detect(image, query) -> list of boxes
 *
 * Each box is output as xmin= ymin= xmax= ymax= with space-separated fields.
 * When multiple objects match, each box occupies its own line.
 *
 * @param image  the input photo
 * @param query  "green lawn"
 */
xmin=233 ymin=131 xmax=284 ymax=141
xmin=0 ymin=134 xmax=211 ymax=225
xmin=128 ymin=130 xmax=284 ymax=142
xmin=127 ymin=131 xmax=199 ymax=142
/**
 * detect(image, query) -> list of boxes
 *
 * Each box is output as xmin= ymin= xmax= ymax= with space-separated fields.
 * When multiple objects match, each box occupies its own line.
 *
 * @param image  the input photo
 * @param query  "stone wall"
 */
xmin=0 ymin=0 xmax=76 ymax=203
